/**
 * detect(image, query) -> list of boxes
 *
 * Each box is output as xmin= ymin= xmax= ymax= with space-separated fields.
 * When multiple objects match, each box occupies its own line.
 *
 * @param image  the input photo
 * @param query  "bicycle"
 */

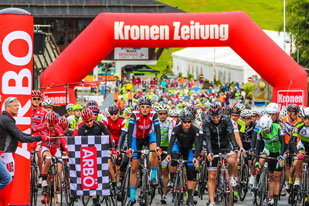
xmin=119 ymin=151 xmax=131 ymax=206
xmin=61 ymin=155 xmax=74 ymax=206
xmin=238 ymin=151 xmax=249 ymax=201
xmin=253 ymin=156 xmax=279 ymax=206
xmin=42 ymin=155 xmax=64 ymax=206
xmin=210 ymin=152 xmax=234 ymax=206
xmin=197 ymin=151 xmax=208 ymax=200
xmin=30 ymin=150 xmax=39 ymax=206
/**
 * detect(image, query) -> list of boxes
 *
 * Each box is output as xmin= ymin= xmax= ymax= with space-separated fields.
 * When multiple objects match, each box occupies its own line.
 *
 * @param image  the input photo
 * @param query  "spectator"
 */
xmin=161 ymin=78 xmax=167 ymax=93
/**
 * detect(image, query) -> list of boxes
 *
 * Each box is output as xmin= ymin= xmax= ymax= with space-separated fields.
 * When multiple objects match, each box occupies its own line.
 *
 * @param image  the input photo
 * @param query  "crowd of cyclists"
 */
xmin=28 ymin=82 xmax=309 ymax=206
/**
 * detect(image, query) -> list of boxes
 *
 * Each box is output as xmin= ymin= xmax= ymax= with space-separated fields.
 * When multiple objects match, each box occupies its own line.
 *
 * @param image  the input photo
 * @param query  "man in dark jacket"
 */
xmin=0 ymin=97 xmax=48 ymax=204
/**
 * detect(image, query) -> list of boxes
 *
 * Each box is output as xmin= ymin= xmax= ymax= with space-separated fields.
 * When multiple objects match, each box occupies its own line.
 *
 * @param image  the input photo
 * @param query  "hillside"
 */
xmin=150 ymin=0 xmax=283 ymax=73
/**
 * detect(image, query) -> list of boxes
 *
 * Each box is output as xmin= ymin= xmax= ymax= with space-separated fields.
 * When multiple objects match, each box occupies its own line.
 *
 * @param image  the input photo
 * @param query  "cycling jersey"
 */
xmin=127 ymin=109 xmax=161 ymax=149
xmin=167 ymin=124 xmax=201 ymax=156
xmin=193 ymin=119 xmax=203 ymax=135
xmin=236 ymin=119 xmax=246 ymax=133
xmin=203 ymin=115 xmax=238 ymax=154
xmin=31 ymin=107 xmax=47 ymax=128
xmin=255 ymin=123 xmax=285 ymax=155
xmin=68 ymin=115 xmax=82 ymax=130
xmin=160 ymin=117 xmax=175 ymax=147
xmin=32 ymin=122 xmax=68 ymax=154
xmin=280 ymin=115 xmax=301 ymax=144
xmin=290 ymin=121 xmax=309 ymax=153
xmin=102 ymin=117 xmax=126 ymax=147
xmin=241 ymin=121 xmax=256 ymax=150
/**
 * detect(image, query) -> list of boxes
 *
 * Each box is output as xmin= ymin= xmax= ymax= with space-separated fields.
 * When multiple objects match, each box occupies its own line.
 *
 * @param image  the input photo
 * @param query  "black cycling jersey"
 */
xmin=167 ymin=124 xmax=201 ymax=156
xmin=203 ymin=115 xmax=238 ymax=154
xmin=242 ymin=121 xmax=256 ymax=150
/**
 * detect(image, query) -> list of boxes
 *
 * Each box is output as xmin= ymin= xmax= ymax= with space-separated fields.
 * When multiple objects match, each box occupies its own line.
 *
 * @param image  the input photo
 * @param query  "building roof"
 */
xmin=0 ymin=0 xmax=183 ymax=18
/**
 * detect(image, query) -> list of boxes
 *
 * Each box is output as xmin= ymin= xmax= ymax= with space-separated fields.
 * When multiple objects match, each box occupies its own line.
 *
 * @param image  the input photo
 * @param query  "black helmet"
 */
xmin=186 ymin=105 xmax=197 ymax=116
xmin=108 ymin=103 xmax=119 ymax=113
xmin=208 ymin=103 xmax=222 ymax=117
xmin=180 ymin=109 xmax=194 ymax=122
xmin=138 ymin=96 xmax=152 ymax=106
xmin=287 ymin=104 xmax=299 ymax=113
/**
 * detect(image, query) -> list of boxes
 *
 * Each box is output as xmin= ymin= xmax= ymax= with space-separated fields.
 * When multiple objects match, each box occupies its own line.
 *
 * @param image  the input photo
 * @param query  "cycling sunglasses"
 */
xmin=32 ymin=97 xmax=41 ymax=101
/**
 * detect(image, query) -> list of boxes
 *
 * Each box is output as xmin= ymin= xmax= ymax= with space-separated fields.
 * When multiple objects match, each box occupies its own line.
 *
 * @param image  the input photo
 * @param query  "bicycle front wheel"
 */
xmin=256 ymin=170 xmax=266 ymax=206
xmin=239 ymin=163 xmax=249 ymax=201
xmin=302 ymin=169 xmax=308 ymax=206
xmin=174 ymin=171 xmax=182 ymax=206
xmin=63 ymin=166 xmax=72 ymax=205
xmin=30 ymin=166 xmax=38 ymax=206
xmin=50 ymin=171 xmax=63 ymax=206
xmin=223 ymin=169 xmax=233 ymax=206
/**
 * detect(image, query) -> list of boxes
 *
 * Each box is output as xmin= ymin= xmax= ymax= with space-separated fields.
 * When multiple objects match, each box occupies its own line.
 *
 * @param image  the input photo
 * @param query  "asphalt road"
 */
xmin=36 ymin=188 xmax=290 ymax=206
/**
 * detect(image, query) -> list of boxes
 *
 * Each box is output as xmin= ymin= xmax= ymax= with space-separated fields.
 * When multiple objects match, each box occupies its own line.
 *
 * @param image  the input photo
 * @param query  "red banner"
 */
xmin=43 ymin=91 xmax=67 ymax=106
xmin=0 ymin=10 xmax=33 ymax=205
xmin=277 ymin=90 xmax=304 ymax=110
xmin=80 ymin=147 xmax=98 ymax=190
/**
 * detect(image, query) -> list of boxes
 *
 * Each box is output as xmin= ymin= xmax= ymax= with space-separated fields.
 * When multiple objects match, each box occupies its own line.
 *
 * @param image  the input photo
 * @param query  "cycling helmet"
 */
xmin=102 ymin=108 xmax=110 ymax=118
xmin=42 ymin=99 xmax=54 ymax=107
xmin=81 ymin=108 xmax=93 ymax=120
xmin=108 ymin=103 xmax=119 ymax=113
xmin=138 ymin=96 xmax=152 ymax=106
xmin=186 ymin=105 xmax=197 ymax=116
xmin=286 ymin=104 xmax=299 ymax=113
xmin=66 ymin=103 xmax=74 ymax=112
xmin=87 ymin=100 xmax=98 ymax=108
xmin=279 ymin=108 xmax=287 ymax=119
xmin=131 ymin=104 xmax=139 ymax=111
xmin=259 ymin=115 xmax=273 ymax=131
xmin=301 ymin=107 xmax=309 ymax=119
xmin=152 ymin=104 xmax=159 ymax=112
xmin=45 ymin=111 xmax=59 ymax=126
xmin=208 ymin=103 xmax=222 ymax=117
xmin=196 ymin=110 xmax=203 ymax=122
xmin=32 ymin=90 xmax=41 ymax=97
xmin=299 ymin=106 xmax=305 ymax=116
xmin=59 ymin=116 xmax=69 ymax=129
xmin=260 ymin=110 xmax=268 ymax=116
xmin=157 ymin=104 xmax=169 ymax=112
xmin=123 ymin=107 xmax=132 ymax=115
xmin=176 ymin=109 xmax=181 ymax=117
xmin=89 ymin=105 xmax=100 ymax=114
xmin=265 ymin=103 xmax=280 ymax=114
xmin=180 ymin=109 xmax=194 ymax=122
xmin=240 ymin=109 xmax=253 ymax=118
xmin=231 ymin=103 xmax=245 ymax=114
xmin=169 ymin=109 xmax=176 ymax=117
xmin=223 ymin=106 xmax=232 ymax=115
xmin=73 ymin=104 xmax=83 ymax=111
xmin=252 ymin=110 xmax=259 ymax=115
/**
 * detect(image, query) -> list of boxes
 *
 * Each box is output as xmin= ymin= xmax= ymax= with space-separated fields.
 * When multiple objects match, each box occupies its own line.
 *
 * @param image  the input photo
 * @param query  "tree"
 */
xmin=286 ymin=0 xmax=309 ymax=67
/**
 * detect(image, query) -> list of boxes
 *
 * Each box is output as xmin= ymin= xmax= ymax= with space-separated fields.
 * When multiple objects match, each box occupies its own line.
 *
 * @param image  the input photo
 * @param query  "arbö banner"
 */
xmin=0 ymin=9 xmax=33 ymax=205
xmin=277 ymin=90 xmax=304 ymax=109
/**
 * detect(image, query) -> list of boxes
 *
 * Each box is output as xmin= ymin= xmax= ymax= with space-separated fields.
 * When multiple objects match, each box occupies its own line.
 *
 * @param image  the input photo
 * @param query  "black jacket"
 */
xmin=0 ymin=111 xmax=42 ymax=152
xmin=203 ymin=115 xmax=238 ymax=153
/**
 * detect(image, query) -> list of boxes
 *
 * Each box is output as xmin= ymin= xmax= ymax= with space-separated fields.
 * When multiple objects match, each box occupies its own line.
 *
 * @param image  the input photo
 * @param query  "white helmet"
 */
xmin=235 ymin=103 xmax=245 ymax=112
xmin=157 ymin=104 xmax=169 ymax=112
xmin=279 ymin=109 xmax=287 ymax=119
xmin=259 ymin=115 xmax=273 ymax=131
xmin=266 ymin=103 xmax=280 ymax=114
xmin=240 ymin=109 xmax=253 ymax=118
xmin=42 ymin=99 xmax=54 ymax=107
xmin=301 ymin=107 xmax=309 ymax=119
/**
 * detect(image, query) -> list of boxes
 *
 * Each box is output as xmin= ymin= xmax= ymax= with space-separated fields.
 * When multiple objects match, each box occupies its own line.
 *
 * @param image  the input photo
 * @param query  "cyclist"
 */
xmin=203 ymin=103 xmax=239 ymax=206
xmin=31 ymin=90 xmax=47 ymax=128
xmin=42 ymin=99 xmax=54 ymax=113
xmin=32 ymin=111 xmax=68 ymax=204
xmin=280 ymin=104 xmax=301 ymax=191
xmin=290 ymin=107 xmax=309 ymax=206
xmin=89 ymin=105 xmax=103 ymax=122
xmin=87 ymin=100 xmax=99 ymax=108
xmin=156 ymin=104 xmax=175 ymax=204
xmin=165 ymin=109 xmax=201 ymax=206
xmin=254 ymin=115 xmax=286 ymax=206
xmin=68 ymin=104 xmax=83 ymax=130
xmin=240 ymin=109 xmax=257 ymax=186
xmin=76 ymin=108 xmax=113 ymax=206
xmin=59 ymin=116 xmax=74 ymax=136
xmin=126 ymin=96 xmax=162 ymax=206
xmin=64 ymin=103 xmax=74 ymax=118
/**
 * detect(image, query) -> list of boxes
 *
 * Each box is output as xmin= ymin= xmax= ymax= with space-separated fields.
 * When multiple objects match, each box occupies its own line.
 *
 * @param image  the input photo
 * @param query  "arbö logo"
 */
xmin=81 ymin=147 xmax=98 ymax=189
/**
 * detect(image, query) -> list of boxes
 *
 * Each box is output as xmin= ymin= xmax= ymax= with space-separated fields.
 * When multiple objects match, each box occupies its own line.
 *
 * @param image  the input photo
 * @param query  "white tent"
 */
xmin=172 ymin=30 xmax=293 ymax=83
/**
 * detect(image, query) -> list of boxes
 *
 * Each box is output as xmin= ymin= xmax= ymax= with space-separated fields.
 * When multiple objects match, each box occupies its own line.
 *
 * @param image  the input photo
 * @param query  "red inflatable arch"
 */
xmin=41 ymin=12 xmax=308 ymax=106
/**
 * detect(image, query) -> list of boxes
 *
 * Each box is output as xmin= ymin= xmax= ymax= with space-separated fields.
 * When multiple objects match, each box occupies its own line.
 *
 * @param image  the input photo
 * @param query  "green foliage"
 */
xmin=243 ymin=82 xmax=255 ymax=98
xmin=178 ymin=72 xmax=183 ymax=78
xmin=286 ymin=0 xmax=309 ymax=67
xmin=187 ymin=71 xmax=194 ymax=79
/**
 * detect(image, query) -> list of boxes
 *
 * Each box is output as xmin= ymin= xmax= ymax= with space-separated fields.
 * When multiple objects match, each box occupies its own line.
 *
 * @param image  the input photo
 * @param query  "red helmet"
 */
xmin=81 ymin=108 xmax=93 ymax=120
xmin=32 ymin=90 xmax=41 ymax=97
xmin=59 ymin=116 xmax=69 ymax=130
xmin=46 ymin=111 xmax=59 ymax=126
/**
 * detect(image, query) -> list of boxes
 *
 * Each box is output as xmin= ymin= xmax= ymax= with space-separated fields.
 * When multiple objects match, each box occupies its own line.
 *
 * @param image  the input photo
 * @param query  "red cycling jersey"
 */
xmin=129 ymin=109 xmax=160 ymax=139
xmin=102 ymin=117 xmax=126 ymax=146
xmin=32 ymin=122 xmax=68 ymax=155
xmin=31 ymin=106 xmax=47 ymax=128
